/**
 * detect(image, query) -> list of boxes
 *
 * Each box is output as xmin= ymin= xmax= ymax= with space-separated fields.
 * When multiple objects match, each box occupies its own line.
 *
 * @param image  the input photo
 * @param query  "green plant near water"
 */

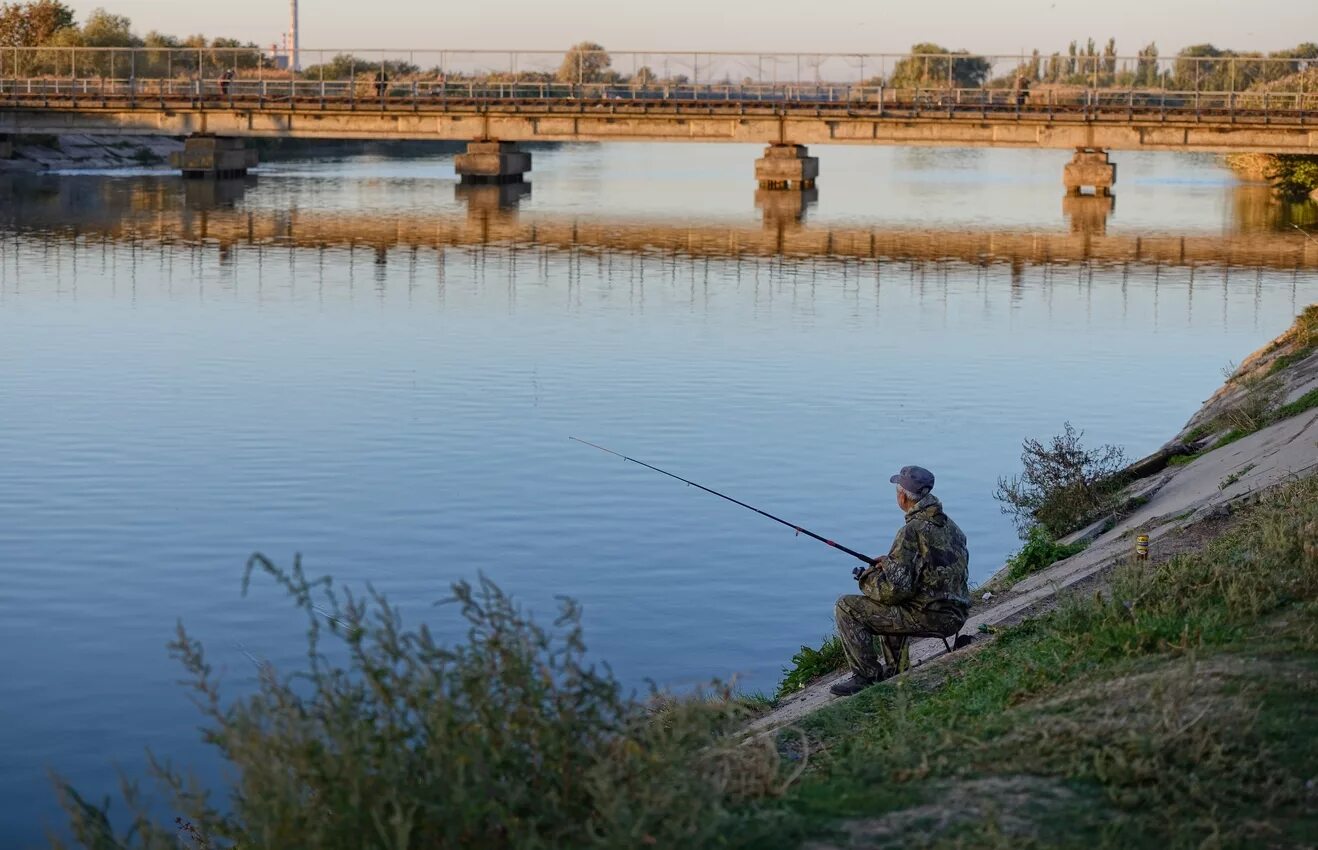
xmin=52 ymin=559 xmax=797 ymax=850
xmin=777 ymin=635 xmax=847 ymax=698
xmin=782 ymin=474 xmax=1318 ymax=848
xmin=1265 ymin=154 xmax=1318 ymax=201
xmin=994 ymin=422 xmax=1127 ymax=538
xmin=1001 ymin=525 xmax=1088 ymax=584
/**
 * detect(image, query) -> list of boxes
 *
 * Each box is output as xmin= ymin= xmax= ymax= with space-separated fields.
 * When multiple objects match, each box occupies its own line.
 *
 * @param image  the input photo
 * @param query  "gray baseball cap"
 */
xmin=890 ymin=465 xmax=935 ymax=496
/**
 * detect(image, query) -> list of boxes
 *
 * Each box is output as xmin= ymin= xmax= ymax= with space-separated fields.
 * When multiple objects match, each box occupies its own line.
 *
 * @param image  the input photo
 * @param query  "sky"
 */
xmin=68 ymin=0 xmax=1315 ymax=55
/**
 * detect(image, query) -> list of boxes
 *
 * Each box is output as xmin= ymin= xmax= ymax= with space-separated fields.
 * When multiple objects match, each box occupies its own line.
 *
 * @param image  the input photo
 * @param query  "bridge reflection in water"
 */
xmin=2 ymin=175 xmax=1314 ymax=275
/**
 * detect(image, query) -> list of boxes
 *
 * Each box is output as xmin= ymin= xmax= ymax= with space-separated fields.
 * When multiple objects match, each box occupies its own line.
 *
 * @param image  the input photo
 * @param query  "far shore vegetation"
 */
xmin=2 ymin=1 xmax=1316 ymax=93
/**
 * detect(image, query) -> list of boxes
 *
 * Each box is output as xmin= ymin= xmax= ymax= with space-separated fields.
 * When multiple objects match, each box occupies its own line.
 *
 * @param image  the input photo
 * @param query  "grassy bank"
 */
xmin=773 ymin=474 xmax=1318 ymax=848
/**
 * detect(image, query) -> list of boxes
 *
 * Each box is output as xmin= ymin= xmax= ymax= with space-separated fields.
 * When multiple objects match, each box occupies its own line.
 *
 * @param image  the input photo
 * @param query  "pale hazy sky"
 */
xmin=70 ymin=0 xmax=1314 ymax=55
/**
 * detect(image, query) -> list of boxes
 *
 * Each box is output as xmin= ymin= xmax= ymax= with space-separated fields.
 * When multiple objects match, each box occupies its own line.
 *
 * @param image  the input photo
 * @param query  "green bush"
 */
xmin=1003 ymin=526 xmax=1088 ymax=584
xmin=1265 ymin=155 xmax=1318 ymax=201
xmin=776 ymin=635 xmax=847 ymax=698
xmin=994 ymin=422 xmax=1127 ymax=538
xmin=52 ymin=558 xmax=794 ymax=850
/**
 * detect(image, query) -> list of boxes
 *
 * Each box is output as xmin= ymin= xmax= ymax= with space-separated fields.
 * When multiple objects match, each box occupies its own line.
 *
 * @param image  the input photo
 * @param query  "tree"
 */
xmin=1174 ymin=44 xmax=1229 ymax=90
xmin=888 ymin=43 xmax=990 ymax=89
xmin=556 ymin=41 xmax=610 ymax=83
xmin=1135 ymin=42 xmax=1160 ymax=87
xmin=142 ymin=30 xmax=178 ymax=48
xmin=300 ymin=53 xmax=417 ymax=81
xmin=1046 ymin=51 xmax=1065 ymax=82
xmin=79 ymin=8 xmax=136 ymax=47
xmin=632 ymin=65 xmax=656 ymax=86
xmin=0 ymin=0 xmax=74 ymax=47
xmin=1103 ymin=37 xmax=1117 ymax=77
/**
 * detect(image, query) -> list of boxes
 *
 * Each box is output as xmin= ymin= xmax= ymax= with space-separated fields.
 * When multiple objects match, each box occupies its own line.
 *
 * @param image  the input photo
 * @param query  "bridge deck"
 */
xmin=3 ymin=82 xmax=1315 ymax=152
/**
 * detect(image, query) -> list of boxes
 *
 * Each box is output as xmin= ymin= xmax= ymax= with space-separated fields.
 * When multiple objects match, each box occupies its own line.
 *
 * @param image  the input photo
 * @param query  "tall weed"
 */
xmin=52 ymin=558 xmax=793 ymax=849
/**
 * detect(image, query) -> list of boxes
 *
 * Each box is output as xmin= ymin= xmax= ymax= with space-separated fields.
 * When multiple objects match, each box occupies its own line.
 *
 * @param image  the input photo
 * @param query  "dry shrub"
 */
xmin=1295 ymin=304 xmax=1318 ymax=349
xmin=1216 ymin=372 xmax=1284 ymax=436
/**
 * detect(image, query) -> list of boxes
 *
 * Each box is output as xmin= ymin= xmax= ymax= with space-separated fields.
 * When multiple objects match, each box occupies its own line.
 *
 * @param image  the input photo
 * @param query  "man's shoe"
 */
xmin=829 ymin=674 xmax=876 ymax=697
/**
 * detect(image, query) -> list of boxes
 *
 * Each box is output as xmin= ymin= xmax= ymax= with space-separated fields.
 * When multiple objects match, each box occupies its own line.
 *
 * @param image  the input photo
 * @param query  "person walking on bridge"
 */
xmin=830 ymin=465 xmax=970 ymax=696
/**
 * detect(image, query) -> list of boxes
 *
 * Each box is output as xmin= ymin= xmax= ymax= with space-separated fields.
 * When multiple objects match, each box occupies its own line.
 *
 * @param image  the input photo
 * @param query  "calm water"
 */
xmin=2 ymin=143 xmax=1317 ymax=844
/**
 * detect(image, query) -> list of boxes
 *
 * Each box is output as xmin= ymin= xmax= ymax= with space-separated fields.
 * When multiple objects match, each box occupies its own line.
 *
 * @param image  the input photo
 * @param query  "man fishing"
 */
xmin=830 ymin=465 xmax=970 ymax=696
xmin=572 ymin=441 xmax=970 ymax=697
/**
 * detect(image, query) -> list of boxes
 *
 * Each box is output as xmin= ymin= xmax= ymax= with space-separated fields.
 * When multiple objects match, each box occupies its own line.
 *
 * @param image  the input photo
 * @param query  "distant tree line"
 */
xmin=0 ymin=0 xmax=261 ymax=75
xmin=3 ymin=4 xmax=1317 ymax=93
xmin=1016 ymin=38 xmax=1318 ymax=90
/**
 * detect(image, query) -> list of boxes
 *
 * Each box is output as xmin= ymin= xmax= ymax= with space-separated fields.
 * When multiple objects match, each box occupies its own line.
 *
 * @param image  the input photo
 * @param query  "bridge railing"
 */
xmin=2 ymin=77 xmax=1315 ymax=118
xmin=2 ymin=47 xmax=1314 ymax=89
xmin=1 ymin=48 xmax=1314 ymax=117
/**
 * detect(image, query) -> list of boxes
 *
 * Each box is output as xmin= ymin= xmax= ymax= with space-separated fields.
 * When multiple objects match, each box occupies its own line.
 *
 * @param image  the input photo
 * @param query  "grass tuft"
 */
xmin=1002 ymin=526 xmax=1088 ymax=584
xmin=777 ymin=635 xmax=847 ymax=698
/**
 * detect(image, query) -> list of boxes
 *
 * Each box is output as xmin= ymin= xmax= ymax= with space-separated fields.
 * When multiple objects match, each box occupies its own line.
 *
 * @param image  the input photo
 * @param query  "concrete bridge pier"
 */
xmin=755 ymin=144 xmax=818 ymax=190
xmin=454 ymin=141 xmax=532 ymax=185
xmin=169 ymin=135 xmax=257 ymax=179
xmin=1063 ymin=147 xmax=1116 ymax=196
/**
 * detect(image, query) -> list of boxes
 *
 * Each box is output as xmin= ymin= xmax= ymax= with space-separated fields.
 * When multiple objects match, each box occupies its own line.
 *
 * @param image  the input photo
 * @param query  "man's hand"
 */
xmin=852 ymin=558 xmax=886 ymax=584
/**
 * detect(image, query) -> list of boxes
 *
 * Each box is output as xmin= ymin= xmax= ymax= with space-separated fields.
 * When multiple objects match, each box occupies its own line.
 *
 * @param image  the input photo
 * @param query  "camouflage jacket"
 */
xmin=860 ymin=494 xmax=970 ymax=614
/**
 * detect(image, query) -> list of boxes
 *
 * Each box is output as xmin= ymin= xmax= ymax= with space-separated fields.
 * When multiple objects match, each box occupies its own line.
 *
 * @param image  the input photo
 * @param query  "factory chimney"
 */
xmin=289 ymin=0 xmax=300 ymax=72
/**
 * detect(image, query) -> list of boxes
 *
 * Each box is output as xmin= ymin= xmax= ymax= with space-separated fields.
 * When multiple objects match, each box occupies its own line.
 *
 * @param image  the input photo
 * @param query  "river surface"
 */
xmin=2 ymin=143 xmax=1317 ymax=843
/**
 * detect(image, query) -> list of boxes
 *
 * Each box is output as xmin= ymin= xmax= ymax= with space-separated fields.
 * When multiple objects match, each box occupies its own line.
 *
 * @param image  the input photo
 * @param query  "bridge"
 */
xmin=2 ymin=48 xmax=1316 ymax=189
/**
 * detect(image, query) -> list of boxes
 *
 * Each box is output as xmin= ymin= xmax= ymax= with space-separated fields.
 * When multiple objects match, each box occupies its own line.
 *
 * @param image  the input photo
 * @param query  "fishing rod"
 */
xmin=571 ymin=437 xmax=876 ymax=565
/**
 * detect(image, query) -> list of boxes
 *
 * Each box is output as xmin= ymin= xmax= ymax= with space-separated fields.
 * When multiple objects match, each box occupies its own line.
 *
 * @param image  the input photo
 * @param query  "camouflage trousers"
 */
xmin=834 ymin=595 xmax=966 ymax=680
